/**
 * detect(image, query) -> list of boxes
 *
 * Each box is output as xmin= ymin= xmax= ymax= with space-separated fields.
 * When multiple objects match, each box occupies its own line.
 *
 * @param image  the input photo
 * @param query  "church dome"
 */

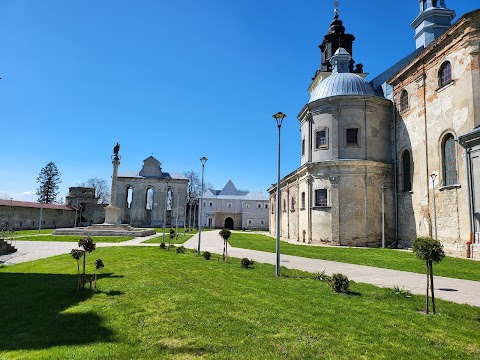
xmin=309 ymin=72 xmax=375 ymax=102
xmin=309 ymin=48 xmax=375 ymax=102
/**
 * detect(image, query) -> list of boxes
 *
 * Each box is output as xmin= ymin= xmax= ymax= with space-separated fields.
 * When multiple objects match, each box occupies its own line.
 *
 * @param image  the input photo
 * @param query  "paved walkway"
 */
xmin=184 ymin=231 xmax=480 ymax=308
xmin=1 ymin=231 xmax=479 ymax=307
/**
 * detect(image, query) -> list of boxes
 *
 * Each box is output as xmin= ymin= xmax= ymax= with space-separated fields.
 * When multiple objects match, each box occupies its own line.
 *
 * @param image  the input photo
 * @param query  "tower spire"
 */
xmin=318 ymin=0 xmax=356 ymax=73
xmin=411 ymin=0 xmax=455 ymax=49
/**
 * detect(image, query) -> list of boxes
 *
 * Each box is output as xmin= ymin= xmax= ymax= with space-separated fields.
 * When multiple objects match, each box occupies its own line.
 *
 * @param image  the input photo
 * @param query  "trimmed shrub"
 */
xmin=203 ymin=251 xmax=212 ymax=260
xmin=241 ymin=258 xmax=252 ymax=269
xmin=329 ymin=273 xmax=349 ymax=293
xmin=159 ymin=243 xmax=166 ymax=249
xmin=176 ymin=246 xmax=186 ymax=254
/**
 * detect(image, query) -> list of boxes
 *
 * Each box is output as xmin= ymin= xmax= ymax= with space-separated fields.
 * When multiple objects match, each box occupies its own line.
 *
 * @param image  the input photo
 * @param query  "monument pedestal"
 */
xmin=104 ymin=205 xmax=120 ymax=225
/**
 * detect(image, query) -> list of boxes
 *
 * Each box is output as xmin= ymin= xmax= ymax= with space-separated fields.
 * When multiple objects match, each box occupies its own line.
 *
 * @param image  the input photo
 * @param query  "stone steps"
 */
xmin=0 ymin=239 xmax=17 ymax=255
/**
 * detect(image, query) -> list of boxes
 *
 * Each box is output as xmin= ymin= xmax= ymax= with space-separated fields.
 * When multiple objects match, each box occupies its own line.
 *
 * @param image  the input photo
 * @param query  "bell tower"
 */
xmin=318 ymin=7 xmax=356 ymax=73
xmin=411 ymin=0 xmax=455 ymax=49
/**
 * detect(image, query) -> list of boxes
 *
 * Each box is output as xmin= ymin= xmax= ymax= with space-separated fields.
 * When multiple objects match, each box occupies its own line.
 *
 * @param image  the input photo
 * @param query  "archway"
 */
xmin=224 ymin=217 xmax=234 ymax=230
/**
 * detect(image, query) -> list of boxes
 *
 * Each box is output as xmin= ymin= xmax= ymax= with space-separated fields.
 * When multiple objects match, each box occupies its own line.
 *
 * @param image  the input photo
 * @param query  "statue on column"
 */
xmin=113 ymin=142 xmax=120 ymax=161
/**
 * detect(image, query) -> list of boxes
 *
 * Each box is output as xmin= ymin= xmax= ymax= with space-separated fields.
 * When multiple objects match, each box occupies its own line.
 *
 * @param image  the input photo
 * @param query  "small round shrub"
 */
xmin=241 ymin=258 xmax=252 ymax=268
xmin=159 ymin=243 xmax=166 ymax=249
xmin=203 ymin=251 xmax=212 ymax=260
xmin=176 ymin=246 xmax=186 ymax=254
xmin=329 ymin=273 xmax=349 ymax=293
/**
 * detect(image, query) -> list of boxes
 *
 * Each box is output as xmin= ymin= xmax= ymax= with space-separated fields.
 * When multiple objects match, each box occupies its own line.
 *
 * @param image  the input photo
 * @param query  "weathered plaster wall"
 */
xmin=391 ymin=12 xmax=480 ymax=256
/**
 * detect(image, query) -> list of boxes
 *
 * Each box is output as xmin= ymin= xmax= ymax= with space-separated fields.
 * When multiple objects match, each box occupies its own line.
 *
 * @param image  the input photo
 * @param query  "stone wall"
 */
xmin=0 ymin=204 xmax=75 ymax=230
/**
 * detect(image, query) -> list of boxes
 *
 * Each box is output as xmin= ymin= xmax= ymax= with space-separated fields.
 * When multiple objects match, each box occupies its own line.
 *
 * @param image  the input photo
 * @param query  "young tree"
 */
xmin=93 ymin=259 xmax=104 ymax=290
xmin=70 ymin=249 xmax=85 ymax=291
xmin=412 ymin=237 xmax=445 ymax=314
xmin=219 ymin=229 xmax=231 ymax=263
xmin=36 ymin=162 xmax=61 ymax=204
xmin=78 ymin=236 xmax=96 ymax=288
xmin=77 ymin=178 xmax=110 ymax=204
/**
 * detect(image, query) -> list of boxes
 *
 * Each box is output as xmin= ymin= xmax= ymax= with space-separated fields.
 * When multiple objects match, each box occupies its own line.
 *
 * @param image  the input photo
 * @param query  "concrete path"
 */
xmin=184 ymin=230 xmax=480 ymax=308
xmin=2 ymin=231 xmax=479 ymax=307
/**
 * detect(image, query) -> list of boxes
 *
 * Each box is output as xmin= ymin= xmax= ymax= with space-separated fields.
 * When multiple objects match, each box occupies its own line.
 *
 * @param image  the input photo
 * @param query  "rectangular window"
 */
xmin=260 ymin=219 xmax=265 ymax=226
xmin=346 ymin=128 xmax=358 ymax=145
xmin=227 ymin=203 xmax=232 ymax=208
xmin=209 ymin=202 xmax=213 ymax=207
xmin=316 ymin=130 xmax=328 ymax=149
xmin=247 ymin=219 xmax=253 ymax=226
xmin=257 ymin=203 xmax=262 ymax=208
xmin=302 ymin=138 xmax=305 ymax=156
xmin=315 ymin=189 xmax=328 ymax=207
xmin=265 ymin=203 xmax=268 ymax=209
xmin=245 ymin=203 xmax=250 ymax=208
xmin=301 ymin=192 xmax=305 ymax=209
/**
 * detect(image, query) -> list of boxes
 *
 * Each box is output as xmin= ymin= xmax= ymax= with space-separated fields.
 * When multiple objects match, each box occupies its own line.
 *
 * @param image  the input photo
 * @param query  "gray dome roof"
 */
xmin=309 ymin=72 xmax=375 ymax=102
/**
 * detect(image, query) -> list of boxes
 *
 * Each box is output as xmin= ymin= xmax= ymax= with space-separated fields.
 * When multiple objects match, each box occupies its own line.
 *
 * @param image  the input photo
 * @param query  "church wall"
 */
xmin=391 ymin=16 xmax=480 ymax=256
xmin=117 ymin=177 xmax=187 ymax=228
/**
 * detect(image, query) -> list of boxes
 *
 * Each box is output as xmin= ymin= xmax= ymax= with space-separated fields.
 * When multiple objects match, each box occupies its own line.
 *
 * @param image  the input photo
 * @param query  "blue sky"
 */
xmin=1 ymin=0 xmax=478 ymax=202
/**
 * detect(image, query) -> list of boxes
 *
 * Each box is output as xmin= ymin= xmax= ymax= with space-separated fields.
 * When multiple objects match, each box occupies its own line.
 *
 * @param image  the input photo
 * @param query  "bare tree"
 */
xmin=0 ymin=193 xmax=11 ymax=200
xmin=78 ymin=178 xmax=110 ymax=204
xmin=183 ymin=170 xmax=202 ymax=203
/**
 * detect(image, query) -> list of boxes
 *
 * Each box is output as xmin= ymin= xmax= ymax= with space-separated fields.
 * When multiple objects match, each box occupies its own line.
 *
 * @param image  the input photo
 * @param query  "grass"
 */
xmin=154 ymin=227 xmax=198 ymax=235
xmin=14 ymin=229 xmax=54 ymax=235
xmin=13 ymin=235 xmax=134 ymax=243
xmin=228 ymin=233 xmax=480 ymax=282
xmin=143 ymin=233 xmax=193 ymax=244
xmin=0 ymin=247 xmax=479 ymax=359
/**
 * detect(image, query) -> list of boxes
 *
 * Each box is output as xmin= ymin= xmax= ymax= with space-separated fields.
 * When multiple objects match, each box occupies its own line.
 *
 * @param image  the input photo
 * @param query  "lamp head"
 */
xmin=200 ymin=156 xmax=208 ymax=165
xmin=272 ymin=112 xmax=287 ymax=127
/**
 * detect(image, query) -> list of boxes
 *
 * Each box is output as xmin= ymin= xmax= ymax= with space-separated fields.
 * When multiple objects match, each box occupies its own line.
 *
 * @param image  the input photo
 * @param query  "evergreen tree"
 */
xmin=36 ymin=162 xmax=62 ymax=204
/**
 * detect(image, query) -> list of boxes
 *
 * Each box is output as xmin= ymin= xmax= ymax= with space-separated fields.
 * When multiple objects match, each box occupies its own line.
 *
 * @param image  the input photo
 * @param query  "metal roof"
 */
xmin=457 ymin=127 xmax=480 ymax=149
xmin=0 ymin=199 xmax=74 ymax=211
xmin=310 ymin=72 xmax=376 ymax=102
xmin=118 ymin=171 xmax=187 ymax=180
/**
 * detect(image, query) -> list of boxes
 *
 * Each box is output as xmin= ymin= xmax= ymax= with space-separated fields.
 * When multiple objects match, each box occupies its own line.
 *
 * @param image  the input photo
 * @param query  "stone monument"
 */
xmin=103 ymin=143 xmax=121 ymax=225
xmin=53 ymin=143 xmax=155 ymax=237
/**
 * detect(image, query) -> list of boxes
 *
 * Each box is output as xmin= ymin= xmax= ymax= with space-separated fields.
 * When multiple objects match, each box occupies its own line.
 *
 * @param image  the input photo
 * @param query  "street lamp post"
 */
xmin=175 ymin=187 xmax=180 ymax=240
xmin=197 ymin=157 xmax=208 ymax=255
xmin=430 ymin=173 xmax=438 ymax=240
xmin=163 ymin=182 xmax=169 ymax=248
xmin=273 ymin=112 xmax=286 ymax=277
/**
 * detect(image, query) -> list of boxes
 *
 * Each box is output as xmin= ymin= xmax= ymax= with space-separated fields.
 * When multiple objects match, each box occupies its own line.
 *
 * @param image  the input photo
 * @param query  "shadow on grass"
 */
xmin=0 ymin=272 xmax=117 ymax=351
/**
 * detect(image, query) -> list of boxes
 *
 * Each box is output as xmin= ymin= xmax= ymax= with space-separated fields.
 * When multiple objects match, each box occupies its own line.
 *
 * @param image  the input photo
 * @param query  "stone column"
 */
xmin=104 ymin=157 xmax=120 ymax=225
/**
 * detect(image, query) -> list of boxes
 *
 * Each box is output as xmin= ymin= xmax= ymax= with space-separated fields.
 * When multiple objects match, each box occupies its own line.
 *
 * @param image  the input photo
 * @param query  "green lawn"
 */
xmin=143 ymin=233 xmax=193 ymax=244
xmin=14 ymin=229 xmax=54 ymax=235
xmin=13 ymin=235 xmax=134 ymax=243
xmin=154 ymin=227 xmax=198 ymax=235
xmin=228 ymin=233 xmax=480 ymax=282
xmin=0 ymin=247 xmax=479 ymax=359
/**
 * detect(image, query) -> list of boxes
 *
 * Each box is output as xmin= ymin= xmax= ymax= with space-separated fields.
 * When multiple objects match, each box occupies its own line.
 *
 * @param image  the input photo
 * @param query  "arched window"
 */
xmin=126 ymin=187 xmax=133 ymax=209
xmin=167 ymin=188 xmax=173 ymax=211
xmin=439 ymin=61 xmax=452 ymax=88
xmin=402 ymin=150 xmax=412 ymax=192
xmin=443 ymin=134 xmax=457 ymax=186
xmin=400 ymin=90 xmax=409 ymax=112
xmin=146 ymin=188 xmax=154 ymax=210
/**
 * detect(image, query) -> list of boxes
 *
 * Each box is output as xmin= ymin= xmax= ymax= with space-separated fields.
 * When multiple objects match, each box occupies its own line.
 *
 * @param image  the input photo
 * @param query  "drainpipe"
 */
xmin=392 ymin=99 xmax=398 ymax=246
xmin=364 ymin=102 xmax=368 ymax=160
xmin=464 ymin=147 xmax=474 ymax=257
